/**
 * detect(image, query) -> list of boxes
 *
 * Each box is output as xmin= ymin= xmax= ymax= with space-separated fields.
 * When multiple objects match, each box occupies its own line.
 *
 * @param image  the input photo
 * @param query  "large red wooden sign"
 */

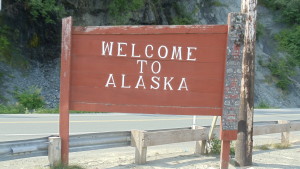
xmin=60 ymin=13 xmax=245 ymax=168
xmin=69 ymin=25 xmax=228 ymax=116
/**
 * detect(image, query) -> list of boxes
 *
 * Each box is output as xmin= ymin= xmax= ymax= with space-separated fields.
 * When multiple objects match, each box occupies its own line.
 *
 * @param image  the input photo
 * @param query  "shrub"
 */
xmin=14 ymin=86 xmax=45 ymax=110
xmin=275 ymin=26 xmax=300 ymax=65
xmin=0 ymin=104 xmax=25 ymax=114
xmin=259 ymin=0 xmax=300 ymax=25
xmin=267 ymin=56 xmax=296 ymax=90
xmin=208 ymin=138 xmax=235 ymax=155
xmin=26 ymin=0 xmax=65 ymax=24
xmin=171 ymin=2 xmax=196 ymax=25
xmin=0 ymin=16 xmax=28 ymax=68
xmin=256 ymin=22 xmax=265 ymax=40
xmin=0 ymin=25 xmax=11 ymax=62
xmin=108 ymin=0 xmax=145 ymax=24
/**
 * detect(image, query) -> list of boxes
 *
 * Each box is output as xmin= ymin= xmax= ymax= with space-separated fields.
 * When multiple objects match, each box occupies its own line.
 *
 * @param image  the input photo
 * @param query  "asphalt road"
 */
xmin=0 ymin=108 xmax=299 ymax=142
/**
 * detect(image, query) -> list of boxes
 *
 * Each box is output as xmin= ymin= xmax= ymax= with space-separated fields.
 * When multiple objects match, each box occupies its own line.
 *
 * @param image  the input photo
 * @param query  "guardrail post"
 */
xmin=48 ymin=136 xmax=61 ymax=166
xmin=278 ymin=120 xmax=290 ymax=145
xmin=131 ymin=130 xmax=147 ymax=164
xmin=195 ymin=140 xmax=207 ymax=155
xmin=194 ymin=126 xmax=207 ymax=155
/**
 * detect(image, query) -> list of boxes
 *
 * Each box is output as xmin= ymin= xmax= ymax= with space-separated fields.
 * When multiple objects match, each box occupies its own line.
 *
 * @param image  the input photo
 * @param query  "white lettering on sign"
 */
xmin=104 ymin=74 xmax=188 ymax=91
xmin=102 ymin=41 xmax=113 ymax=56
xmin=178 ymin=78 xmax=188 ymax=91
xmin=117 ymin=42 xmax=127 ymax=57
xmin=131 ymin=43 xmax=141 ymax=58
xmin=151 ymin=76 xmax=160 ymax=89
xmin=105 ymin=74 xmax=116 ymax=87
xmin=151 ymin=61 xmax=161 ymax=74
xmin=102 ymin=41 xmax=196 ymax=92
xmin=158 ymin=46 xmax=168 ymax=59
xmin=187 ymin=47 xmax=197 ymax=61
xmin=121 ymin=74 xmax=131 ymax=88
xmin=137 ymin=60 xmax=147 ymax=73
xmin=145 ymin=45 xmax=153 ymax=58
xmin=101 ymin=41 xmax=198 ymax=61
xmin=171 ymin=46 xmax=182 ymax=60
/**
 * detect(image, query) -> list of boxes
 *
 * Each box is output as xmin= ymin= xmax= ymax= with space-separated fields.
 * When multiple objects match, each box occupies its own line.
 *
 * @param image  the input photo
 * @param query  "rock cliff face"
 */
xmin=1 ymin=0 xmax=299 ymax=108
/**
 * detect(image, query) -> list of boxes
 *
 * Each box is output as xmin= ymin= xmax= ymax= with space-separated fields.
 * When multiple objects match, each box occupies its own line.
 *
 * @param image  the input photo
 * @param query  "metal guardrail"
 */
xmin=0 ymin=137 xmax=48 ymax=161
xmin=69 ymin=131 xmax=131 ymax=152
xmin=0 ymin=131 xmax=131 ymax=161
xmin=0 ymin=120 xmax=299 ymax=162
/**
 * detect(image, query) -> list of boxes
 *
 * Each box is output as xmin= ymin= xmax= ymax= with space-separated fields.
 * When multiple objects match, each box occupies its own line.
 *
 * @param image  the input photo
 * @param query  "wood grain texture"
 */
xmin=236 ymin=0 xmax=257 ymax=166
xmin=73 ymin=25 xmax=227 ymax=35
xmin=59 ymin=16 xmax=72 ymax=165
xmin=68 ymin=25 xmax=228 ymax=115
xmin=143 ymin=128 xmax=209 ymax=146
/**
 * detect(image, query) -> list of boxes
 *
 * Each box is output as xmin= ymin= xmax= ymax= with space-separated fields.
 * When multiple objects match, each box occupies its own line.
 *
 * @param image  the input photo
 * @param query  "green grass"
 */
xmin=255 ymin=101 xmax=274 ymax=109
xmin=0 ymin=104 xmax=107 ymax=114
xmin=254 ymin=144 xmax=271 ymax=150
xmin=50 ymin=164 xmax=85 ymax=169
xmin=273 ymin=143 xmax=291 ymax=149
xmin=254 ymin=143 xmax=291 ymax=150
xmin=0 ymin=104 xmax=25 ymax=114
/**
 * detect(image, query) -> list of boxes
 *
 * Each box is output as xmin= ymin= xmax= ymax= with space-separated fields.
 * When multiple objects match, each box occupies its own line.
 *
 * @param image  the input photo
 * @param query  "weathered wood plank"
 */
xmin=72 ymin=25 xmax=228 ymax=35
xmin=236 ymin=0 xmax=257 ymax=166
xmin=59 ymin=16 xmax=72 ymax=165
xmin=143 ymin=128 xmax=209 ymax=147
xmin=131 ymin=130 xmax=147 ymax=164
xmin=48 ymin=137 xmax=61 ymax=167
xmin=278 ymin=120 xmax=290 ymax=144
xmin=253 ymin=123 xmax=300 ymax=135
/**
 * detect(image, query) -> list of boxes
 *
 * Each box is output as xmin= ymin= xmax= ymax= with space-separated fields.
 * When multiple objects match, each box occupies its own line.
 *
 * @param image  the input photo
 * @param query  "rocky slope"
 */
xmin=0 ymin=0 xmax=299 ymax=108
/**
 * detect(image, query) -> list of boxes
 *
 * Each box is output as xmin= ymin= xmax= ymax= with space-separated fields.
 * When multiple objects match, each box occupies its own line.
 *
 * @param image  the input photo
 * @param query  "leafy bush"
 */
xmin=0 ymin=25 xmax=11 ymax=62
xmin=108 ymin=0 xmax=145 ymax=24
xmin=26 ymin=0 xmax=65 ymax=24
xmin=14 ymin=86 xmax=45 ymax=110
xmin=208 ymin=138 xmax=235 ymax=155
xmin=267 ymin=56 xmax=296 ymax=90
xmin=275 ymin=26 xmax=300 ymax=65
xmin=256 ymin=22 xmax=265 ymax=40
xmin=171 ymin=2 xmax=196 ymax=25
xmin=0 ymin=16 xmax=28 ymax=68
xmin=259 ymin=0 xmax=300 ymax=25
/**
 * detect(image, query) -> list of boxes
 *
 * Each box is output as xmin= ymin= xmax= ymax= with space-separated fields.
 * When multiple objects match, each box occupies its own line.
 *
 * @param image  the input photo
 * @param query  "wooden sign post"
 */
xmin=60 ymin=13 xmax=245 ymax=169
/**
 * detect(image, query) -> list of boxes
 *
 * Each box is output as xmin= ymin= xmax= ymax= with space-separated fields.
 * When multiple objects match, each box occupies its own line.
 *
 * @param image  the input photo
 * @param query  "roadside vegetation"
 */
xmin=254 ymin=143 xmax=291 ymax=150
xmin=0 ymin=85 xmax=103 ymax=114
xmin=259 ymin=0 xmax=300 ymax=90
xmin=255 ymin=101 xmax=276 ymax=109
xmin=202 ymin=137 xmax=235 ymax=156
xmin=50 ymin=164 xmax=85 ymax=169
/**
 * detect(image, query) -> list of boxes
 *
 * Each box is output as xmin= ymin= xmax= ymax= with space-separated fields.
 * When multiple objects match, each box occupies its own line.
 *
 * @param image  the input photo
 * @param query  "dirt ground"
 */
xmin=0 ymin=133 xmax=299 ymax=169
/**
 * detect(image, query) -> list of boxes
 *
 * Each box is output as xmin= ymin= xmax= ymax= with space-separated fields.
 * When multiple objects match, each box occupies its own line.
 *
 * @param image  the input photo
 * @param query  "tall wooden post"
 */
xmin=60 ymin=16 xmax=72 ymax=165
xmin=220 ymin=12 xmax=246 ymax=169
xmin=235 ymin=0 xmax=257 ymax=166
